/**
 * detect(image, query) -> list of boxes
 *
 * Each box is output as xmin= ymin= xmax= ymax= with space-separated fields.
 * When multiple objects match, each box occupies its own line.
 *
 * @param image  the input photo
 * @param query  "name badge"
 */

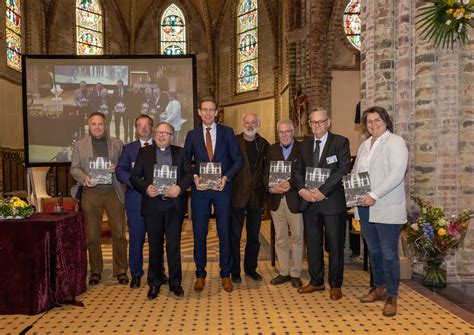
xmin=326 ymin=155 xmax=338 ymax=164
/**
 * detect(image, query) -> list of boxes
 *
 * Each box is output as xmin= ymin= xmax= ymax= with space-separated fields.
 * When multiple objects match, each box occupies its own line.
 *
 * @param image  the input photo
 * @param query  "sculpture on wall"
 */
xmin=292 ymin=83 xmax=308 ymax=137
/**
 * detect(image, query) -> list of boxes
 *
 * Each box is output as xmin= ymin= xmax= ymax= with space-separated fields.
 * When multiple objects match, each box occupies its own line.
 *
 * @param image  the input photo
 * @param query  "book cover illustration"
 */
xmin=89 ymin=157 xmax=112 ymax=185
xmin=199 ymin=162 xmax=222 ymax=190
xmin=268 ymin=160 xmax=291 ymax=188
xmin=153 ymin=164 xmax=177 ymax=195
xmin=305 ymin=167 xmax=330 ymax=190
xmin=342 ymin=172 xmax=371 ymax=207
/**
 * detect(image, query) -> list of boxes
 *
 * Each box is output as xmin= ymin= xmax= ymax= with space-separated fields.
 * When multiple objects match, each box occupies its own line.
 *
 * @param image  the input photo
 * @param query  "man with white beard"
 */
xmin=230 ymin=112 xmax=270 ymax=283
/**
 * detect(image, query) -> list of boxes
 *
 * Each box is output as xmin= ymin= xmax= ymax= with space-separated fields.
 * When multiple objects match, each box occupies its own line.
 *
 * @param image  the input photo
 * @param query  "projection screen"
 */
xmin=22 ymin=55 xmax=197 ymax=166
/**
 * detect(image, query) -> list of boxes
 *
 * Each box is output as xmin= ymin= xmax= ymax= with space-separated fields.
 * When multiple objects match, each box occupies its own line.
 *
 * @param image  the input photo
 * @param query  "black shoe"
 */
xmin=147 ymin=286 xmax=160 ymax=300
xmin=291 ymin=277 xmax=303 ymax=288
xmin=162 ymin=273 xmax=168 ymax=285
xmin=130 ymin=276 xmax=141 ymax=289
xmin=88 ymin=273 xmax=101 ymax=285
xmin=117 ymin=273 xmax=129 ymax=285
xmin=270 ymin=274 xmax=291 ymax=285
xmin=245 ymin=270 xmax=263 ymax=281
xmin=170 ymin=285 xmax=184 ymax=297
xmin=231 ymin=273 xmax=242 ymax=284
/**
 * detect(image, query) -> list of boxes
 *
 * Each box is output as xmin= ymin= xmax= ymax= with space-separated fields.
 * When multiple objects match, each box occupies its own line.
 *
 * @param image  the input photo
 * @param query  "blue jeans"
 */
xmin=358 ymin=207 xmax=402 ymax=297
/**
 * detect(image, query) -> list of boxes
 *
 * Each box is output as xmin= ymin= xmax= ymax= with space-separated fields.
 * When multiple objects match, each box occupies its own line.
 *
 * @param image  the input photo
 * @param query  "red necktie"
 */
xmin=144 ymin=142 xmax=149 ymax=147
xmin=206 ymin=127 xmax=213 ymax=161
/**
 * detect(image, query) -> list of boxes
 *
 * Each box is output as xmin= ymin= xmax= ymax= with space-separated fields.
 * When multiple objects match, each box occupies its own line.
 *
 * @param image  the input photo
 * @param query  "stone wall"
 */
xmin=361 ymin=0 xmax=474 ymax=283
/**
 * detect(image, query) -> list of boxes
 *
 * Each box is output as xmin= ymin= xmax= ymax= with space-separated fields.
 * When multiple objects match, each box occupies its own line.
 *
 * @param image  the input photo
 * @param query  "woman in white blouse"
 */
xmin=352 ymin=106 xmax=408 ymax=317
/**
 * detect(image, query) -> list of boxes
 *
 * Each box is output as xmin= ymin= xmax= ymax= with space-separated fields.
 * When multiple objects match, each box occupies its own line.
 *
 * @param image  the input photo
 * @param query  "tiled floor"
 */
xmin=1 ymin=219 xmax=473 ymax=334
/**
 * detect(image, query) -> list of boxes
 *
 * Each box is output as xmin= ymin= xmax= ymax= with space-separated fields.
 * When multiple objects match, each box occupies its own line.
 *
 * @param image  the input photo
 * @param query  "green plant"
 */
xmin=0 ymin=197 xmax=34 ymax=219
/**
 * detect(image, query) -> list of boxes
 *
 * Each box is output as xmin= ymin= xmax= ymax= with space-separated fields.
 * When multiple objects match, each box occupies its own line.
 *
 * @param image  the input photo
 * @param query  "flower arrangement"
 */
xmin=406 ymin=197 xmax=472 ymax=259
xmin=406 ymin=197 xmax=472 ymax=286
xmin=417 ymin=0 xmax=474 ymax=48
xmin=0 ymin=197 xmax=35 ymax=219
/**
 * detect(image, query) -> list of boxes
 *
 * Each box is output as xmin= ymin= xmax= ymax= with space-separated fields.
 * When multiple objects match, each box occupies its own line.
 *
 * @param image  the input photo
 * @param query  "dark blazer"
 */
xmin=113 ymin=88 xmax=131 ymax=108
xmin=232 ymin=133 xmax=269 ymax=208
xmin=263 ymin=140 xmax=301 ymax=213
xmin=130 ymin=144 xmax=193 ymax=217
xmin=116 ymin=140 xmax=142 ymax=210
xmin=184 ymin=124 xmax=243 ymax=186
xmin=293 ymin=132 xmax=351 ymax=215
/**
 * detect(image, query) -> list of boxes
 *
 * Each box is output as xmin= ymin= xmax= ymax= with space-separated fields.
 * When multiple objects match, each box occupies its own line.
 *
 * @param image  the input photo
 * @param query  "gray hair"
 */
xmin=309 ymin=109 xmax=329 ymax=120
xmin=242 ymin=112 xmax=260 ymax=125
xmin=155 ymin=121 xmax=175 ymax=135
xmin=276 ymin=119 xmax=295 ymax=132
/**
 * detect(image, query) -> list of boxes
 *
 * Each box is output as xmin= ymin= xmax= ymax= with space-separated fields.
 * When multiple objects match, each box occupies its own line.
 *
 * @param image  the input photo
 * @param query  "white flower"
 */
xmin=446 ymin=19 xmax=452 ymax=25
xmin=411 ymin=223 xmax=419 ymax=231
xmin=458 ymin=23 xmax=463 ymax=32
xmin=462 ymin=0 xmax=469 ymax=5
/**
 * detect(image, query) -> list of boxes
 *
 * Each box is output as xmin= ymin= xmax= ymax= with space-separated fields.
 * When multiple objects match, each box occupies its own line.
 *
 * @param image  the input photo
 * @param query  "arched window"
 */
xmin=236 ymin=0 xmax=258 ymax=93
xmin=160 ymin=4 xmax=186 ymax=55
xmin=343 ymin=0 xmax=361 ymax=50
xmin=76 ymin=0 xmax=104 ymax=55
xmin=6 ymin=0 xmax=22 ymax=71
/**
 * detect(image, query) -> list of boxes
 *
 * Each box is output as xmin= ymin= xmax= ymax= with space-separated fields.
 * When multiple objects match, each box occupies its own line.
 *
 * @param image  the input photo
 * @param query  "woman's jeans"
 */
xmin=358 ymin=206 xmax=402 ymax=297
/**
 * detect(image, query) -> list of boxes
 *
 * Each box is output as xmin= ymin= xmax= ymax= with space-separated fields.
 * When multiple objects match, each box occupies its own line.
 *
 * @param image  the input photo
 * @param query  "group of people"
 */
xmin=70 ymin=96 xmax=408 ymax=318
xmin=74 ymin=80 xmax=181 ymax=144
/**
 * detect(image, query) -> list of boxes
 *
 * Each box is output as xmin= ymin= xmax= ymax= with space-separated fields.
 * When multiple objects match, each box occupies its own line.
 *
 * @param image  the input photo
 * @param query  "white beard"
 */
xmin=243 ymin=129 xmax=257 ymax=137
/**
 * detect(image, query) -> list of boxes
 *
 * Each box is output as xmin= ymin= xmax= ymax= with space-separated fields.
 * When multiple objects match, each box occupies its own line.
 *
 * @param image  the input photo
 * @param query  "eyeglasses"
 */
xmin=156 ymin=131 xmax=173 ymax=136
xmin=200 ymin=108 xmax=216 ymax=114
xmin=278 ymin=130 xmax=293 ymax=135
xmin=366 ymin=118 xmax=384 ymax=125
xmin=309 ymin=119 xmax=328 ymax=127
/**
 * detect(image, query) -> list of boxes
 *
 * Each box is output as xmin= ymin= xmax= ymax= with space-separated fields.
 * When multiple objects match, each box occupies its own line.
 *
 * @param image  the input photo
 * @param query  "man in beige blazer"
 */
xmin=70 ymin=112 xmax=128 ymax=286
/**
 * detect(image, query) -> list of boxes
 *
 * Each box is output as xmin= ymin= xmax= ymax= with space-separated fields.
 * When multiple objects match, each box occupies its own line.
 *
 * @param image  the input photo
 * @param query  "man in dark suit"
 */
xmin=130 ymin=121 xmax=193 ymax=299
xmin=184 ymin=96 xmax=243 ymax=293
xmin=263 ymin=119 xmax=304 ymax=289
xmin=112 ymin=79 xmax=131 ymax=142
xmin=293 ymin=109 xmax=351 ymax=300
xmin=152 ymin=87 xmax=168 ymax=126
xmin=116 ymin=114 xmax=154 ymax=289
xmin=230 ymin=112 xmax=269 ymax=284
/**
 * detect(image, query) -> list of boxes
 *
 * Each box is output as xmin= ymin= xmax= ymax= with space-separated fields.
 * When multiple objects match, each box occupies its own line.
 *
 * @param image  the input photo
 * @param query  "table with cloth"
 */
xmin=0 ymin=212 xmax=87 ymax=315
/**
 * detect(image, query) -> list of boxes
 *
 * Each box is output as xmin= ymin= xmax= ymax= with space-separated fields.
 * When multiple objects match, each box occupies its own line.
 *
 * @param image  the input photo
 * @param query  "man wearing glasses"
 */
xmin=293 ymin=110 xmax=351 ymax=300
xmin=184 ymin=96 xmax=243 ymax=293
xmin=263 ymin=119 xmax=304 ymax=289
xmin=130 ymin=122 xmax=193 ymax=299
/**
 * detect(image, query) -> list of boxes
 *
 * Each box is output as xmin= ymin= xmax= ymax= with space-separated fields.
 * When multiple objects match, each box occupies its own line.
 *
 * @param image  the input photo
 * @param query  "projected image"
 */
xmin=24 ymin=56 xmax=196 ymax=166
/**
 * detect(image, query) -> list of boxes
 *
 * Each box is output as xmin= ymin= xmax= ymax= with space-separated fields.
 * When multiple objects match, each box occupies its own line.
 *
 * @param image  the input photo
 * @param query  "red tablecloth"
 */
xmin=0 ymin=212 xmax=87 ymax=315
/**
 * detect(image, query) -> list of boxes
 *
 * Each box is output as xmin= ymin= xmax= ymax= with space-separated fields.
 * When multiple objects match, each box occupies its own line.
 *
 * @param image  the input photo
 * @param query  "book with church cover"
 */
xmin=89 ymin=157 xmax=112 ymax=185
xmin=153 ymin=164 xmax=177 ymax=195
xmin=199 ymin=162 xmax=222 ymax=190
xmin=268 ymin=160 xmax=292 ymax=188
xmin=342 ymin=172 xmax=371 ymax=207
xmin=305 ymin=167 xmax=330 ymax=190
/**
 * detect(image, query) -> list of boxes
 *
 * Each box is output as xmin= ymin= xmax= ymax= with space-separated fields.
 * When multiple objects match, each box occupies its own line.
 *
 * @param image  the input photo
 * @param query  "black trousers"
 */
xmin=145 ymin=202 xmax=182 ymax=288
xmin=231 ymin=205 xmax=262 ymax=275
xmin=303 ymin=210 xmax=346 ymax=288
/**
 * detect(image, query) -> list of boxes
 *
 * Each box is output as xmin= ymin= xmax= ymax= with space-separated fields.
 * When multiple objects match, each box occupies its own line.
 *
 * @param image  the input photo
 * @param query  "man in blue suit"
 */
xmin=184 ymin=96 xmax=243 ymax=293
xmin=116 ymin=114 xmax=154 ymax=288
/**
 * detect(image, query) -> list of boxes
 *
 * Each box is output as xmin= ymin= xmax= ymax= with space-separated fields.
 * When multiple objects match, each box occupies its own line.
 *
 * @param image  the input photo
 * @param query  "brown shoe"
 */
xmin=117 ymin=273 xmax=129 ymax=285
xmin=297 ymin=284 xmax=325 ymax=294
xmin=329 ymin=288 xmax=343 ymax=300
xmin=382 ymin=297 xmax=397 ymax=317
xmin=360 ymin=287 xmax=387 ymax=303
xmin=194 ymin=277 xmax=205 ymax=292
xmin=222 ymin=277 xmax=233 ymax=293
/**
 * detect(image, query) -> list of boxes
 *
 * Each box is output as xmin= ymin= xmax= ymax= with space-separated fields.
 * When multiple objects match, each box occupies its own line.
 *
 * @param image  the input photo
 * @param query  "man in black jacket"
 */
xmin=130 ymin=121 xmax=193 ymax=300
xmin=293 ymin=109 xmax=351 ymax=300
xmin=263 ymin=119 xmax=304 ymax=289
xmin=230 ymin=112 xmax=269 ymax=283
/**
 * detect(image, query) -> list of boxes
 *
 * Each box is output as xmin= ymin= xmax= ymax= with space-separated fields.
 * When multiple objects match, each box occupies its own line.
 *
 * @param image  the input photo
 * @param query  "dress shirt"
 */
xmin=280 ymin=141 xmax=294 ymax=160
xmin=140 ymin=139 xmax=153 ymax=148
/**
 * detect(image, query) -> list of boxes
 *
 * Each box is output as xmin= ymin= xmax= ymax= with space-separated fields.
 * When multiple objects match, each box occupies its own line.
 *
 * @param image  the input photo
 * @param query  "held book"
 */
xmin=268 ymin=160 xmax=291 ymax=188
xmin=305 ymin=167 xmax=330 ymax=190
xmin=342 ymin=172 xmax=371 ymax=207
xmin=89 ymin=157 xmax=112 ymax=185
xmin=153 ymin=164 xmax=177 ymax=195
xmin=199 ymin=162 xmax=222 ymax=190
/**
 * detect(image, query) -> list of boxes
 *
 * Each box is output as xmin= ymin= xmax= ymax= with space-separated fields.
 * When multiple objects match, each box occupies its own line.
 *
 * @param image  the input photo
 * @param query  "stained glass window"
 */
xmin=76 ymin=0 xmax=104 ymax=55
xmin=343 ymin=0 xmax=361 ymax=50
xmin=237 ymin=0 xmax=258 ymax=93
xmin=160 ymin=4 xmax=186 ymax=55
xmin=6 ymin=0 xmax=22 ymax=71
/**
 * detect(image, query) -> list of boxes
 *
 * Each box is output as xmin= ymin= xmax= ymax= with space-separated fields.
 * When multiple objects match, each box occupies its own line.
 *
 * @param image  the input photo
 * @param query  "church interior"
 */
xmin=0 ymin=0 xmax=473 ymax=334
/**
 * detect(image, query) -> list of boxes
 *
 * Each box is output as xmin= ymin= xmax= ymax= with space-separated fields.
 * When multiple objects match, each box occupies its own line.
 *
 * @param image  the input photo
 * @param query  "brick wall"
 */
xmin=361 ymin=0 xmax=474 ymax=283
